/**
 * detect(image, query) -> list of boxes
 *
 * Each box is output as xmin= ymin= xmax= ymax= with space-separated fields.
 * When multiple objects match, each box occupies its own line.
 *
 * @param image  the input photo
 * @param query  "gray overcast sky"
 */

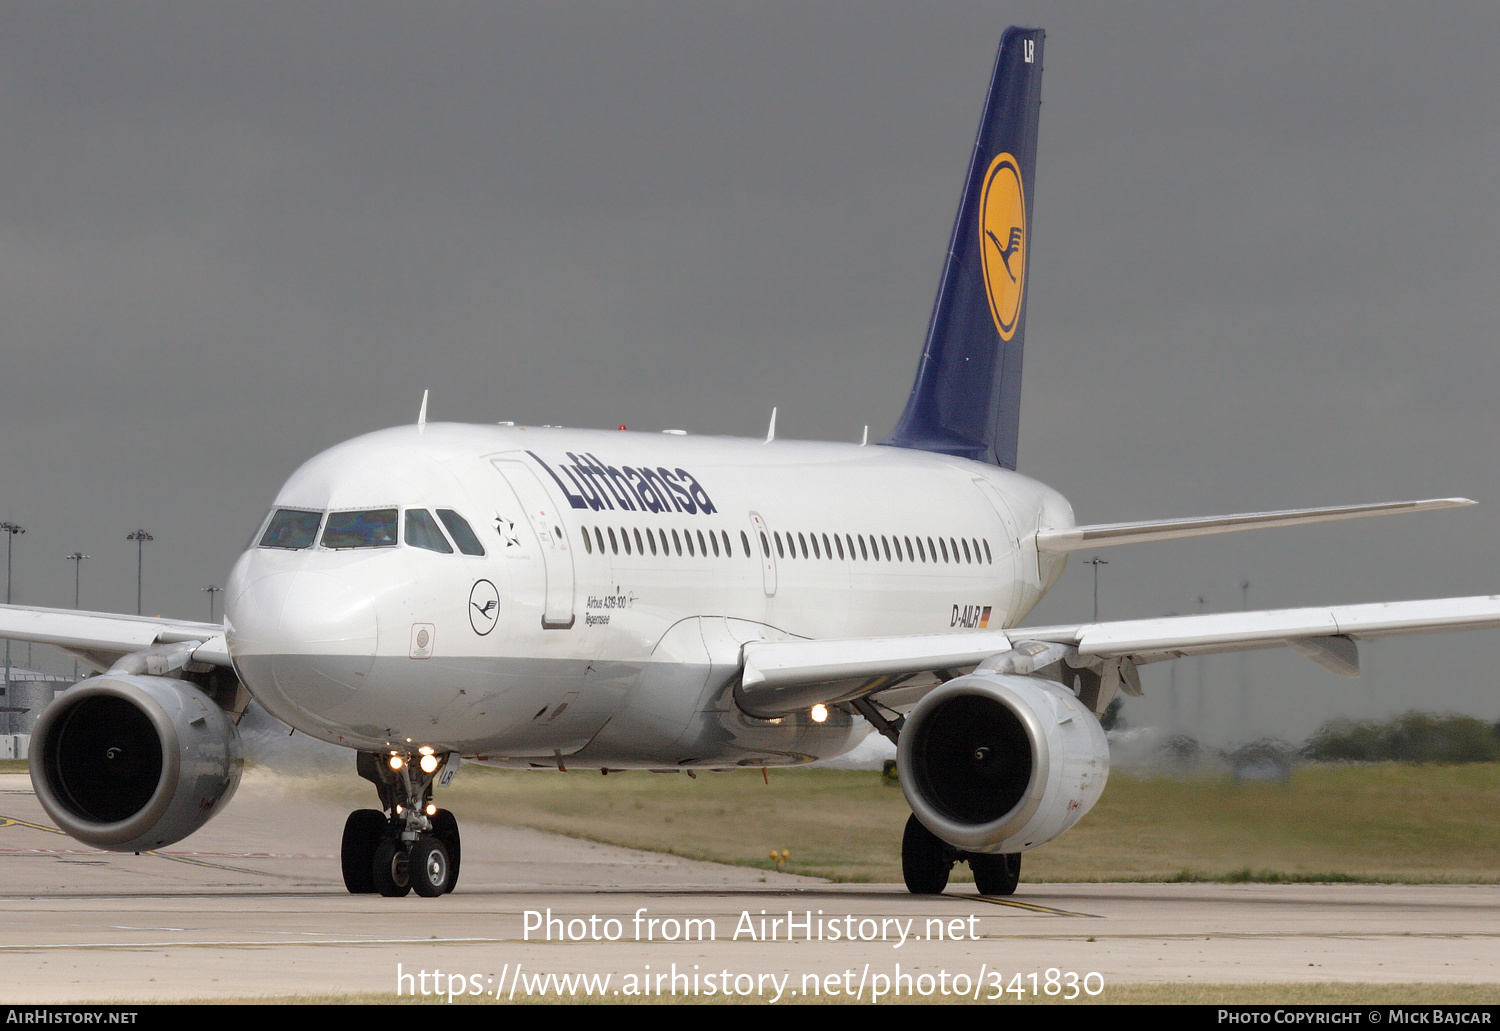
xmin=0 ymin=2 xmax=1496 ymax=743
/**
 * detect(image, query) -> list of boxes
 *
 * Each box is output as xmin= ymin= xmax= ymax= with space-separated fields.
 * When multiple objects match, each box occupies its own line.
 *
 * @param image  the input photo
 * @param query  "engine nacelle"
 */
xmin=30 ymin=674 xmax=243 ymax=852
xmin=897 ymin=672 xmax=1108 ymax=854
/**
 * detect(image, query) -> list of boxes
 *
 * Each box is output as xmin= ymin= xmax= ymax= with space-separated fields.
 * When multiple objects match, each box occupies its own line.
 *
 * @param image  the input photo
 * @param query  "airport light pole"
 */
xmin=1165 ymin=612 xmax=1180 ymax=730
xmin=1239 ymin=578 xmax=1250 ymax=735
xmin=203 ymin=585 xmax=222 ymax=624
xmin=1195 ymin=594 xmax=1207 ymax=737
xmin=1 ymin=522 xmax=23 ymax=728
xmin=127 ymin=529 xmax=153 ymax=615
xmin=66 ymin=552 xmax=90 ymax=679
xmin=1084 ymin=556 xmax=1108 ymax=622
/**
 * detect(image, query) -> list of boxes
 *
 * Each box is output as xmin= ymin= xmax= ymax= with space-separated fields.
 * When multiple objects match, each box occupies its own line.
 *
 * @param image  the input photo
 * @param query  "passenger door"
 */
xmin=491 ymin=457 xmax=576 ymax=629
xmin=749 ymin=512 xmax=777 ymax=597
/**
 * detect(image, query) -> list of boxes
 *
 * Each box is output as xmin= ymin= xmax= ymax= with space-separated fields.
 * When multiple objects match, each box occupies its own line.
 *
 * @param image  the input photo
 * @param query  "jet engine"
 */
xmin=896 ymin=672 xmax=1108 ymax=854
xmin=30 ymin=674 xmax=243 ymax=852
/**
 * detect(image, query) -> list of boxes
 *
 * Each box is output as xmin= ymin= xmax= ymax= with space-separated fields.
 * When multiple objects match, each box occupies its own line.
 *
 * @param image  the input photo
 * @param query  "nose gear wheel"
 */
xmin=342 ymin=749 xmax=460 ymax=898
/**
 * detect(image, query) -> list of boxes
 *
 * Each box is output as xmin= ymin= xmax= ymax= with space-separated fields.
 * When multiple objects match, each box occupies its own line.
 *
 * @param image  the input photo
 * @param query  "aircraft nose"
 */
xmin=227 ymin=570 xmax=378 ymax=718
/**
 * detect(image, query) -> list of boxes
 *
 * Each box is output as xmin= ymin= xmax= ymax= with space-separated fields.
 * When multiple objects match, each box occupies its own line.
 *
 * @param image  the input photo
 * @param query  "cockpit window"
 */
xmin=405 ymin=509 xmax=454 ymax=554
xmin=436 ymin=509 xmax=485 ymax=556
xmin=259 ymin=509 xmax=323 ymax=550
xmin=322 ymin=509 xmax=398 ymax=549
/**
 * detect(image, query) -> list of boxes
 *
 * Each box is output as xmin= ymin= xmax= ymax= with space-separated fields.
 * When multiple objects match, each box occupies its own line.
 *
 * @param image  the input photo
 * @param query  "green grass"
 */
xmin=17 ymin=755 xmax=1500 ymax=884
xmin=419 ymin=762 xmax=1500 ymax=884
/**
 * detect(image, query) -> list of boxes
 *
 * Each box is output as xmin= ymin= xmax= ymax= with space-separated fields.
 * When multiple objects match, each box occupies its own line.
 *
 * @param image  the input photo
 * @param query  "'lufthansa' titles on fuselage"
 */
xmin=530 ymin=451 xmax=718 ymax=516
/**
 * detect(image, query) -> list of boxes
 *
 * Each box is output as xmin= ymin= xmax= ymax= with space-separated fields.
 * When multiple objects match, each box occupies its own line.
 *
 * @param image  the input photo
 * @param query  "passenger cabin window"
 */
xmin=405 ymin=509 xmax=454 ymax=553
xmin=259 ymin=509 xmax=322 ymax=550
xmin=436 ymin=510 xmax=486 ymax=556
xmin=323 ymin=509 xmax=398 ymax=549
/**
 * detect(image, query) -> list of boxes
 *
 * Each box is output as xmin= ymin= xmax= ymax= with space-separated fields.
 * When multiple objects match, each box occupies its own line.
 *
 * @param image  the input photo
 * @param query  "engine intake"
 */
xmin=30 ymin=674 xmax=243 ymax=852
xmin=897 ymin=672 xmax=1108 ymax=854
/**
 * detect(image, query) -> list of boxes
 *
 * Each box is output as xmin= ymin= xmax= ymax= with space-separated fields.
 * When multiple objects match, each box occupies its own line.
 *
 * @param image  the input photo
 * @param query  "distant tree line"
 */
xmin=1301 ymin=711 xmax=1500 ymax=764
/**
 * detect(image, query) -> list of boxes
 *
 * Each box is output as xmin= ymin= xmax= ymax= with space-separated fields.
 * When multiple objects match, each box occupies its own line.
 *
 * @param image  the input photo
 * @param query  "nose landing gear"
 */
xmin=341 ymin=750 xmax=462 ymax=897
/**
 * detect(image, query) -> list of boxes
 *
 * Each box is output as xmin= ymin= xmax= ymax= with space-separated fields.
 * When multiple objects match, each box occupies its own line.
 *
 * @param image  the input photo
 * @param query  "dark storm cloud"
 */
xmin=0 ymin=2 xmax=1495 ymax=741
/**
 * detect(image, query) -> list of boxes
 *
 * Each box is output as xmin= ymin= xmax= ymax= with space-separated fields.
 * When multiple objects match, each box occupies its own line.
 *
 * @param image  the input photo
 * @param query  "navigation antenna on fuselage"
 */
xmin=764 ymin=407 xmax=777 ymax=444
xmin=417 ymin=389 xmax=429 ymax=433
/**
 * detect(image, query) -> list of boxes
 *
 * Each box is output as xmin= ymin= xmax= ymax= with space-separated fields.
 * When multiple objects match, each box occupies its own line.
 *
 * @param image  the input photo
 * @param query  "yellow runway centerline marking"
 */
xmin=2 ymin=814 xmax=300 ymax=878
xmin=1 ymin=815 xmax=67 ymax=835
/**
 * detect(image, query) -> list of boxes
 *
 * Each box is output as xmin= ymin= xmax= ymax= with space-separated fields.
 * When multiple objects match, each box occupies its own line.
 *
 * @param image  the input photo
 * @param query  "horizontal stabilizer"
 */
xmin=1034 ymin=498 xmax=1472 ymax=553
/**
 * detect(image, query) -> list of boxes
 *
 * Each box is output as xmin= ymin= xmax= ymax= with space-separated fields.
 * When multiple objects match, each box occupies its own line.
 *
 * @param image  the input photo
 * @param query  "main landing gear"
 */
xmin=341 ymin=750 xmax=462 ymax=897
xmin=852 ymin=698 xmax=1023 ymax=897
xmin=901 ymin=814 xmax=1021 ymax=896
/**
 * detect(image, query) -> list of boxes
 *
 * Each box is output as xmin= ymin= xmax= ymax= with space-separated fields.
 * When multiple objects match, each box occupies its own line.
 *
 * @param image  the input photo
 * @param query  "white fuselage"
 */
xmin=224 ymin=423 xmax=1073 ymax=768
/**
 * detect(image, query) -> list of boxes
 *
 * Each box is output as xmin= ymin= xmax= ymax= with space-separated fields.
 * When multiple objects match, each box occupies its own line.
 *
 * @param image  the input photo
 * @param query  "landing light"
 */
xmin=425 ymin=803 xmax=437 ymax=816
xmin=420 ymin=753 xmax=439 ymax=774
xmin=389 ymin=755 xmax=404 ymax=771
xmin=810 ymin=704 xmax=828 ymax=723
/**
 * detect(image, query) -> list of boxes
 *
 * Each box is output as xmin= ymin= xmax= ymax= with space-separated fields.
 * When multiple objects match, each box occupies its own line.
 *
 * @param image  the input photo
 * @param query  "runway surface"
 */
xmin=1 ymin=772 xmax=1495 ymax=1003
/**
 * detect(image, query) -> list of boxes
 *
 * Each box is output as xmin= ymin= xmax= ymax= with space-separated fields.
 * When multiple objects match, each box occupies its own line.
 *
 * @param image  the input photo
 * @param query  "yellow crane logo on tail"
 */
xmin=979 ymin=152 xmax=1026 ymax=340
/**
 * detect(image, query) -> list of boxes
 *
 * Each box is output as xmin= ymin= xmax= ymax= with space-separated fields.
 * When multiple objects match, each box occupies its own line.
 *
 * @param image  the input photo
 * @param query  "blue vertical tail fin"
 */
xmin=884 ymin=27 xmax=1043 ymax=470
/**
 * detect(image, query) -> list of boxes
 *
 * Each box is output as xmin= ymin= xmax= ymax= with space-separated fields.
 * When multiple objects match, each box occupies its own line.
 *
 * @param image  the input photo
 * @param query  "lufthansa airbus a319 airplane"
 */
xmin=8 ymin=27 xmax=1500 ymax=898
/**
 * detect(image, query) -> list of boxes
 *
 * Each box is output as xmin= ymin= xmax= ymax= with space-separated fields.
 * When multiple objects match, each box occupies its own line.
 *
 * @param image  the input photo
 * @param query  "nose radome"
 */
xmin=227 ymin=570 xmax=378 ymax=717
xmin=277 ymin=572 xmax=379 ymax=653
xmin=229 ymin=571 xmax=376 ymax=654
